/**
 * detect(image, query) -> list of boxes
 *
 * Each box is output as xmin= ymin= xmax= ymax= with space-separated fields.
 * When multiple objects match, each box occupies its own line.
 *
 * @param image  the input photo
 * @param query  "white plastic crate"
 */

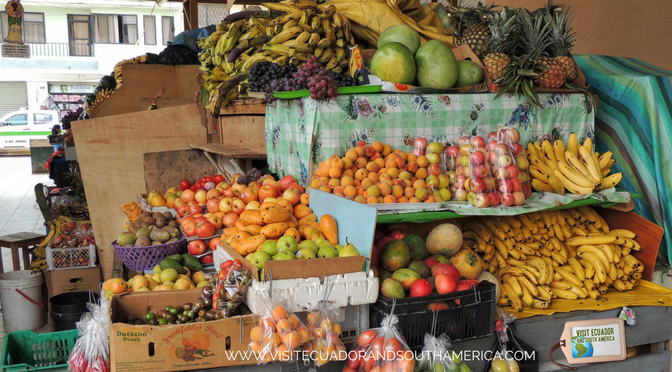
xmin=214 ymin=246 xmax=379 ymax=313
xmin=46 ymin=244 xmax=96 ymax=270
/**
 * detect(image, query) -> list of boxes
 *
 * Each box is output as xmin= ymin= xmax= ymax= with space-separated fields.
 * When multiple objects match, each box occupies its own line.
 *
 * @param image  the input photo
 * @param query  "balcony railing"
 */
xmin=26 ymin=42 xmax=95 ymax=57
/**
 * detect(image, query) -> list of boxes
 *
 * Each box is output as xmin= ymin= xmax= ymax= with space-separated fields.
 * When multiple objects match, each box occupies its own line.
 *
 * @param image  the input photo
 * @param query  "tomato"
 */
xmin=213 ymin=175 xmax=225 ymax=183
xmin=202 ymin=176 xmax=214 ymax=184
xmin=180 ymin=180 xmax=191 ymax=190
xmin=233 ymin=259 xmax=243 ymax=270
xmin=220 ymin=260 xmax=233 ymax=272
xmin=190 ymin=184 xmax=199 ymax=192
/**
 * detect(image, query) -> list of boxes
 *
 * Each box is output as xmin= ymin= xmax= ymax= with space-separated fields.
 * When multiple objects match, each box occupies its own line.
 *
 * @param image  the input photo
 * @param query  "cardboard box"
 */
xmin=46 ymin=265 xmax=102 ymax=297
xmin=110 ymin=289 xmax=256 ymax=372
xmin=219 ymin=241 xmax=366 ymax=282
xmin=456 ymin=45 xmax=589 ymax=93
xmin=349 ymin=45 xmax=489 ymax=94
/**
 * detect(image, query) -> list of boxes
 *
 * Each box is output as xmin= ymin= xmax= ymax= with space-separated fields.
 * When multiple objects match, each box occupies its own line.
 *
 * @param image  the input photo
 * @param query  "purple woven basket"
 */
xmin=111 ymin=237 xmax=187 ymax=271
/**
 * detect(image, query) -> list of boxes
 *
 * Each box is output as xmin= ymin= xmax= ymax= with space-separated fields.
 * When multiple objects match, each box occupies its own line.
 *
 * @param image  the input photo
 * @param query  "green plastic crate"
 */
xmin=1 ymin=329 xmax=78 ymax=372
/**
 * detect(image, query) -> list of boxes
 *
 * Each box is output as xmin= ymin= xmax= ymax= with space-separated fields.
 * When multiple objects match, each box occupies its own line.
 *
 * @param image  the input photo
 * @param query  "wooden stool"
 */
xmin=0 ymin=232 xmax=46 ymax=273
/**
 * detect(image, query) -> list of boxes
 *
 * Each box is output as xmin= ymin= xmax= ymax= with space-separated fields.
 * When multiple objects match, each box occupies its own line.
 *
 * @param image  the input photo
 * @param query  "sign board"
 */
xmin=560 ymin=318 xmax=627 ymax=364
xmin=49 ymin=84 xmax=96 ymax=94
xmin=1 ymin=43 xmax=29 ymax=58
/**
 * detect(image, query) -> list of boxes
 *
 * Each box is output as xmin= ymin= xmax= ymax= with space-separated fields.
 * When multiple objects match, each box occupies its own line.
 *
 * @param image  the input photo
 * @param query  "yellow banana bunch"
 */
xmin=461 ymin=206 xmax=642 ymax=312
xmin=527 ymin=134 xmax=623 ymax=194
xmin=30 ymin=216 xmax=72 ymax=273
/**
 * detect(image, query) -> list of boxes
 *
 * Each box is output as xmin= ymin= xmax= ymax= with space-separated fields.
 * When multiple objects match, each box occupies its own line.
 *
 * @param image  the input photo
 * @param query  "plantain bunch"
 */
xmin=198 ymin=0 xmax=356 ymax=117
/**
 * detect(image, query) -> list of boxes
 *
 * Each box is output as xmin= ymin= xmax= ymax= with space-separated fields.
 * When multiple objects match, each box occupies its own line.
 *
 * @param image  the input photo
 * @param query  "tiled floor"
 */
xmin=0 ymin=155 xmax=54 ymax=348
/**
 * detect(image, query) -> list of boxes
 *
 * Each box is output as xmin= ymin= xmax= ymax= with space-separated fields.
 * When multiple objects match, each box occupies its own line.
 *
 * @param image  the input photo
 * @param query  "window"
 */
xmin=92 ymin=14 xmax=137 ymax=44
xmin=34 ymin=113 xmax=53 ymax=124
xmin=7 ymin=114 xmax=27 ymax=126
xmin=143 ymin=15 xmax=155 ymax=45
xmin=162 ymin=16 xmax=174 ymax=45
xmin=1 ymin=12 xmax=45 ymax=43
xmin=67 ymin=15 xmax=92 ymax=56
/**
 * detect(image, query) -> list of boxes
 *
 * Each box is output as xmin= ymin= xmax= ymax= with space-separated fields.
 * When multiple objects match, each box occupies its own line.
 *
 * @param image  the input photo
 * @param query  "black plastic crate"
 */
xmin=369 ymin=281 xmax=496 ymax=350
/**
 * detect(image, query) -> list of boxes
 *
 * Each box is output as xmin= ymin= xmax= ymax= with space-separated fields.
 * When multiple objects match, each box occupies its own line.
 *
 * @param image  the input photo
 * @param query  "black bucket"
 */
xmin=49 ymin=291 xmax=99 ymax=331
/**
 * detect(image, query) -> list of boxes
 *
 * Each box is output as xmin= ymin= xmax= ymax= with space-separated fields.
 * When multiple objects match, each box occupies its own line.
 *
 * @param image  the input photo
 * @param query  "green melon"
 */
xmin=369 ymin=42 xmax=416 ymax=85
xmin=377 ymin=25 xmax=421 ymax=55
xmin=456 ymin=60 xmax=483 ymax=87
xmin=415 ymin=40 xmax=458 ymax=89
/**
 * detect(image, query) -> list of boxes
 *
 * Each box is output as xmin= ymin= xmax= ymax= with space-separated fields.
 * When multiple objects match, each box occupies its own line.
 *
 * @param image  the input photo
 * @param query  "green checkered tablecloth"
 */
xmin=265 ymin=92 xmax=596 ymax=186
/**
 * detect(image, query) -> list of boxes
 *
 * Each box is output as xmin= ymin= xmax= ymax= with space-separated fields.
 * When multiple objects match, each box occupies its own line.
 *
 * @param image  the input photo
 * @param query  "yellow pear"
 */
xmin=132 ymin=276 xmax=149 ymax=292
xmin=147 ymin=278 xmax=159 ymax=290
xmin=127 ymin=277 xmax=135 ymax=289
xmin=162 ymin=280 xmax=175 ymax=287
xmin=177 ymin=274 xmax=192 ymax=283
xmin=144 ymin=273 xmax=154 ymax=280
xmin=136 ymin=286 xmax=150 ymax=292
xmin=153 ymin=265 xmax=162 ymax=275
xmin=152 ymin=274 xmax=162 ymax=284
xmin=160 ymin=268 xmax=178 ymax=283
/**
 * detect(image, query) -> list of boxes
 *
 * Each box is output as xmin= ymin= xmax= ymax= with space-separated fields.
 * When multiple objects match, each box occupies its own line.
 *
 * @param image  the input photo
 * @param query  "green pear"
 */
xmin=298 ymin=240 xmax=319 ymax=254
xmin=247 ymin=251 xmax=271 ymax=269
xmin=338 ymin=243 xmax=360 ymax=257
xmin=317 ymin=245 xmax=338 ymax=258
xmin=261 ymin=240 xmax=279 ymax=256
xmin=277 ymin=236 xmax=298 ymax=254
xmin=334 ymin=244 xmax=345 ymax=254
xmin=316 ymin=237 xmax=333 ymax=251
xmin=297 ymin=248 xmax=317 ymax=259
xmin=273 ymin=251 xmax=297 ymax=260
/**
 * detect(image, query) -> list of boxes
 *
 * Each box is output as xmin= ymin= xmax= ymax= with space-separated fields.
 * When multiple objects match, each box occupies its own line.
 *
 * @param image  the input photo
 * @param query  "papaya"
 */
xmin=234 ymin=231 xmax=252 ymax=241
xmin=298 ymin=213 xmax=317 ymax=226
xmin=303 ymin=226 xmax=321 ymax=242
xmin=319 ymin=214 xmax=339 ymax=245
xmin=261 ymin=206 xmax=291 ymax=224
xmin=239 ymin=235 xmax=267 ymax=254
xmin=260 ymin=222 xmax=290 ymax=239
xmin=293 ymin=204 xmax=313 ymax=220
xmin=283 ymin=228 xmax=301 ymax=242
xmin=147 ymin=191 xmax=167 ymax=207
xmin=222 ymin=227 xmax=238 ymax=238
xmin=286 ymin=214 xmax=298 ymax=229
xmin=239 ymin=210 xmax=262 ymax=225
xmin=235 ymin=220 xmax=247 ymax=232
xmin=245 ymin=224 xmax=263 ymax=236
xmin=277 ymin=198 xmax=293 ymax=214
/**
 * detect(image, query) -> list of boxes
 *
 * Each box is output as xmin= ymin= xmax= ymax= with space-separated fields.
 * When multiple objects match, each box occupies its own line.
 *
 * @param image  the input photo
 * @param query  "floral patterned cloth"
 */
xmin=265 ymin=92 xmax=596 ymax=185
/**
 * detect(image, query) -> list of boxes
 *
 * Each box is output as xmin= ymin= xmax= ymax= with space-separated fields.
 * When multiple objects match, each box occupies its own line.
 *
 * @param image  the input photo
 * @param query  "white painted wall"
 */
xmin=26 ymin=81 xmax=49 ymax=110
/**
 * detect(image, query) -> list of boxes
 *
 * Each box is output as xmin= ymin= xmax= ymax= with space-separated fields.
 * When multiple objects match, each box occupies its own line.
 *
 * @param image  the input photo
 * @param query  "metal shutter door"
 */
xmin=0 ymin=82 xmax=28 ymax=117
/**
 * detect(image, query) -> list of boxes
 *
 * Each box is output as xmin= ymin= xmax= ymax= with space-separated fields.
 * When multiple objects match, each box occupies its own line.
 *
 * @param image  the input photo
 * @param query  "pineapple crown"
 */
xmin=485 ymin=7 xmax=519 ymax=56
xmin=447 ymin=1 xmax=499 ymax=38
xmin=547 ymin=6 xmax=576 ymax=57
xmin=518 ymin=8 xmax=553 ymax=59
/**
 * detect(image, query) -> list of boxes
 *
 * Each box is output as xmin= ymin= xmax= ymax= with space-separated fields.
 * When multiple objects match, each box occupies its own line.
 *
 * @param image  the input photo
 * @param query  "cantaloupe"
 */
xmin=425 ymin=223 xmax=462 ymax=257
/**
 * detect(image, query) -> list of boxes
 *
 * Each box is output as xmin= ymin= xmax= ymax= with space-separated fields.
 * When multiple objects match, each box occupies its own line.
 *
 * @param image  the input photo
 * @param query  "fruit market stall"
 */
xmin=575 ymin=55 xmax=672 ymax=269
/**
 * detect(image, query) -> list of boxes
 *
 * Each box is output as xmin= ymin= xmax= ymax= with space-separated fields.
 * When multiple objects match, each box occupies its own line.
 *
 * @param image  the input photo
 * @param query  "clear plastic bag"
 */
xmin=416 ymin=334 xmax=461 ymax=372
xmin=305 ymin=300 xmax=347 ymax=366
xmin=462 ymin=141 xmax=495 ymax=208
xmin=248 ymin=293 xmax=311 ymax=364
xmin=343 ymin=314 xmax=415 ymax=372
xmin=69 ymin=300 xmax=110 ymax=372
xmin=214 ymin=259 xmax=253 ymax=318
xmin=487 ymin=127 xmax=530 ymax=207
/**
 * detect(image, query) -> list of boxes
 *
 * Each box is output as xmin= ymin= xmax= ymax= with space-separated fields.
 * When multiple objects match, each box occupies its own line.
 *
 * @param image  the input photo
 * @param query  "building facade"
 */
xmin=0 ymin=0 xmax=184 ymax=117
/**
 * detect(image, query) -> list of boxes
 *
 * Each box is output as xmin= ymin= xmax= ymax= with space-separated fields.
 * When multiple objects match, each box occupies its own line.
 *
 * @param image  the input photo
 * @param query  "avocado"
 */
xmin=159 ymin=258 xmax=186 ymax=274
xmin=181 ymin=254 xmax=203 ymax=272
xmin=100 ymin=75 xmax=117 ymax=90
xmin=165 ymin=254 xmax=183 ymax=264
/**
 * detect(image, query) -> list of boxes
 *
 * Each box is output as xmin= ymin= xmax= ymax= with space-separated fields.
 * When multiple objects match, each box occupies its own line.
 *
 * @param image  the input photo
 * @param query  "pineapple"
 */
xmin=447 ymin=2 xmax=498 ymax=58
xmin=483 ymin=7 xmax=518 ymax=81
xmin=519 ymin=9 xmax=564 ymax=89
xmin=548 ymin=7 xmax=578 ymax=81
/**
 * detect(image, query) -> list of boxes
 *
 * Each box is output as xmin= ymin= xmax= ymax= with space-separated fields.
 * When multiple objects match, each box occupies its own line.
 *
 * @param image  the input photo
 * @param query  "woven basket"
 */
xmin=111 ymin=237 xmax=187 ymax=271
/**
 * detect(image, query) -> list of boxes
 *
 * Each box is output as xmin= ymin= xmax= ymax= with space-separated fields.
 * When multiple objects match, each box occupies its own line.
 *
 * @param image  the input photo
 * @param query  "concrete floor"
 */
xmin=0 ymin=155 xmax=54 ymax=351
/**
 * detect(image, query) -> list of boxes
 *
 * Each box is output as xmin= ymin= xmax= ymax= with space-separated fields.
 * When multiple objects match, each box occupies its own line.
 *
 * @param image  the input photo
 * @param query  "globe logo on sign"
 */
xmin=571 ymin=336 xmax=594 ymax=358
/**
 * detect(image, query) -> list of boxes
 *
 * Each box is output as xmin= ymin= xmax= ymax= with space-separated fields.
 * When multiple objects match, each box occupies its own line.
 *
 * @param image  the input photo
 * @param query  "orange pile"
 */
xmin=305 ymin=309 xmax=346 ymax=366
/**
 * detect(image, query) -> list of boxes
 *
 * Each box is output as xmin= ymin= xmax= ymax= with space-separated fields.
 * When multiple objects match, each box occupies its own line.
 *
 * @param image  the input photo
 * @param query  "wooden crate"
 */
xmin=218 ymin=100 xmax=266 ymax=155
xmin=89 ymin=64 xmax=201 ymax=119
xmin=72 ymin=104 xmax=207 ymax=280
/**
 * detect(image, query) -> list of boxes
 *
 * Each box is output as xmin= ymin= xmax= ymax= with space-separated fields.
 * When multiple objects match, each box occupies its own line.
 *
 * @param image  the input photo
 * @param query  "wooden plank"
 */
xmin=219 ymin=114 xmax=266 ymax=151
xmin=72 ymin=104 xmax=206 ymax=280
xmin=219 ymin=102 xmax=266 ymax=115
xmin=89 ymin=65 xmax=201 ymax=118
xmin=598 ymin=209 xmax=663 ymax=282
xmin=189 ymin=143 xmax=266 ymax=159
xmin=143 ymin=149 xmax=219 ymax=194
xmin=608 ymin=199 xmax=635 ymax=212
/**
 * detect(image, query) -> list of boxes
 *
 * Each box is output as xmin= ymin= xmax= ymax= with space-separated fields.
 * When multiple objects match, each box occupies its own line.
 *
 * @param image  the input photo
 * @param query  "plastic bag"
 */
xmin=213 ymin=259 xmax=253 ymax=318
xmin=145 ymin=44 xmax=199 ymax=65
xmin=69 ymin=300 xmax=110 ymax=372
xmin=416 ymin=334 xmax=461 ymax=372
xmin=486 ymin=127 xmax=530 ymax=207
xmin=457 ymin=138 xmax=495 ymax=208
xmin=424 ymin=141 xmax=448 ymax=201
xmin=248 ymin=294 xmax=311 ymax=364
xmin=305 ymin=300 xmax=347 ymax=366
xmin=344 ymin=314 xmax=415 ymax=372
xmin=413 ymin=137 xmax=428 ymax=157
xmin=482 ymin=309 xmax=536 ymax=372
